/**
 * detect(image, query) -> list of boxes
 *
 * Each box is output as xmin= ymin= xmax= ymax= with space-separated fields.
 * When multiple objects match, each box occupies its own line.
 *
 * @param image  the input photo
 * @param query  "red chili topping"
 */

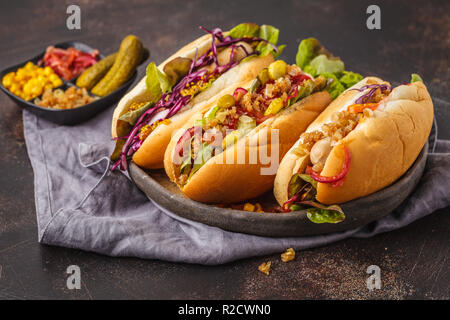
xmin=306 ymin=145 xmax=351 ymax=188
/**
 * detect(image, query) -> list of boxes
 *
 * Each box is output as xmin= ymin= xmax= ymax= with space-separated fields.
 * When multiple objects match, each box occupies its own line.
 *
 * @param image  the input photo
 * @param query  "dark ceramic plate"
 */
xmin=0 ymin=41 xmax=138 ymax=125
xmin=129 ymin=140 xmax=429 ymax=238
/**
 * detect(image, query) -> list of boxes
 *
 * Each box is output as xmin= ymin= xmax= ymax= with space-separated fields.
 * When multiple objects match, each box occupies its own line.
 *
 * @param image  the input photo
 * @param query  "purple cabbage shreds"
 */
xmin=350 ymin=84 xmax=392 ymax=104
xmin=350 ymin=84 xmax=392 ymax=92
xmin=112 ymin=26 xmax=280 ymax=171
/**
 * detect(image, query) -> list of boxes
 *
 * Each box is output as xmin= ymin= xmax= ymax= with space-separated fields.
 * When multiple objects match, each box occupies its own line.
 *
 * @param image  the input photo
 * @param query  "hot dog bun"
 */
xmin=132 ymin=54 xmax=274 ymax=169
xmin=164 ymin=90 xmax=332 ymax=203
xmin=111 ymin=33 xmax=212 ymax=138
xmin=112 ymin=32 xmax=274 ymax=169
xmin=274 ymin=77 xmax=434 ymax=205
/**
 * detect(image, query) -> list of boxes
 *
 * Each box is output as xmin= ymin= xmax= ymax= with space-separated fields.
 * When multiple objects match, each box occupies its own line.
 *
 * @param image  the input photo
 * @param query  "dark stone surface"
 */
xmin=0 ymin=0 xmax=449 ymax=299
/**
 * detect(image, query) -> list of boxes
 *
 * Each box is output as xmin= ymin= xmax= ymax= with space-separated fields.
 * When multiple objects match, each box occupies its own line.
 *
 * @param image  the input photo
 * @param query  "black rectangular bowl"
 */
xmin=0 ymin=41 xmax=137 ymax=125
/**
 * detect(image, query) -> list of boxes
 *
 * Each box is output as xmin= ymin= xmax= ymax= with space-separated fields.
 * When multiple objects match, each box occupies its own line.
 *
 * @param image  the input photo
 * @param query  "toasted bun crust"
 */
xmin=274 ymin=78 xmax=434 ymax=205
xmin=164 ymin=91 xmax=332 ymax=203
xmin=112 ymin=31 xmax=274 ymax=169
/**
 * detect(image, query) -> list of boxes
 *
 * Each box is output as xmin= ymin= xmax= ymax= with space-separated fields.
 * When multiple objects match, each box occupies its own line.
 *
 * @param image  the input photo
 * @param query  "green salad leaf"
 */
xmin=301 ymin=201 xmax=345 ymax=224
xmin=296 ymin=37 xmax=322 ymax=69
xmin=339 ymin=71 xmax=363 ymax=88
xmin=308 ymin=54 xmax=345 ymax=76
xmin=286 ymin=171 xmax=346 ymax=223
xmin=188 ymin=143 xmax=214 ymax=179
xmin=411 ymin=73 xmax=423 ymax=83
xmin=289 ymin=204 xmax=304 ymax=211
xmin=273 ymin=44 xmax=286 ymax=59
xmin=287 ymin=173 xmax=317 ymax=200
xmin=146 ymin=62 xmax=172 ymax=104
xmin=180 ymin=139 xmax=215 ymax=178
xmin=110 ymin=139 xmax=126 ymax=162
xmin=288 ymin=174 xmax=304 ymax=199
xmin=320 ymin=73 xmax=346 ymax=99
xmin=119 ymin=102 xmax=153 ymax=125
xmin=290 ymin=79 xmax=315 ymax=106
xmin=306 ymin=207 xmax=346 ymax=224
xmin=295 ymin=37 xmax=363 ymax=99
xmin=229 ymin=22 xmax=260 ymax=38
xmin=180 ymin=153 xmax=193 ymax=175
xmin=298 ymin=174 xmax=318 ymax=189
xmin=256 ymin=25 xmax=282 ymax=57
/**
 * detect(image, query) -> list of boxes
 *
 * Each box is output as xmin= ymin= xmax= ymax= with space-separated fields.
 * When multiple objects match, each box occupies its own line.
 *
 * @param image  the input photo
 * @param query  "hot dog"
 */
xmin=163 ymin=59 xmax=333 ymax=203
xmin=274 ymin=74 xmax=433 ymax=221
xmin=111 ymin=23 xmax=283 ymax=170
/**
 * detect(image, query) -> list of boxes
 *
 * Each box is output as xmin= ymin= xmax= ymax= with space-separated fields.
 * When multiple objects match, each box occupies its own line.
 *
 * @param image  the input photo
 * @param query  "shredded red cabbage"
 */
xmin=350 ymin=84 xmax=391 ymax=104
xmin=112 ymin=26 xmax=280 ymax=171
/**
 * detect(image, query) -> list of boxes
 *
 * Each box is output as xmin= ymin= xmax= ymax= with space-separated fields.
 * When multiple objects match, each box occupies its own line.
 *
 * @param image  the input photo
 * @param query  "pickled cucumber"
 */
xmin=77 ymin=47 xmax=148 ymax=91
xmin=76 ymin=53 xmax=117 ymax=90
xmin=92 ymin=35 xmax=144 ymax=97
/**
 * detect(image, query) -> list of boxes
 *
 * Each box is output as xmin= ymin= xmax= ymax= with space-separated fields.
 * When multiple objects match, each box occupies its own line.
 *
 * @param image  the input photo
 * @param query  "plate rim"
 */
xmin=129 ymin=140 xmax=429 ymax=237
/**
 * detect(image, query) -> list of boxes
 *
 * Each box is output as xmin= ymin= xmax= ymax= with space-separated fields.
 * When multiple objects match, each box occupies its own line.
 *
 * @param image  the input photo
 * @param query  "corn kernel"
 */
xmin=243 ymin=203 xmax=255 ymax=212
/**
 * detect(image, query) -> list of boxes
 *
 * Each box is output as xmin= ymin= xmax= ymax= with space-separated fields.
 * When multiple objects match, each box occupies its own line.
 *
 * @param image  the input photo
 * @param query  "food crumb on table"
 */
xmin=281 ymin=248 xmax=296 ymax=262
xmin=258 ymin=261 xmax=271 ymax=275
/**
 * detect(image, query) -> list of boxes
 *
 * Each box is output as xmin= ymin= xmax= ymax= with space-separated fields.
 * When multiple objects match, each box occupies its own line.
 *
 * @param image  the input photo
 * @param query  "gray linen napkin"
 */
xmin=23 ymin=99 xmax=450 ymax=265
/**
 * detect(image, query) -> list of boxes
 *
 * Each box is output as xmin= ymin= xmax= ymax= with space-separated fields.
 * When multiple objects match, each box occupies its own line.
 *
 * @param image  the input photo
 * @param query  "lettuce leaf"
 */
xmin=180 ymin=146 xmax=193 ymax=174
xmin=188 ymin=142 xmax=214 ymax=179
xmin=146 ymin=62 xmax=171 ymax=104
xmin=411 ymin=73 xmax=423 ymax=83
xmin=339 ymin=71 xmax=363 ymax=88
xmin=287 ymin=173 xmax=317 ymax=200
xmin=295 ymin=37 xmax=364 ymax=99
xmin=321 ymin=73 xmax=346 ymax=99
xmin=308 ymin=54 xmax=345 ymax=76
xmin=290 ymin=79 xmax=315 ymax=105
xmin=296 ymin=38 xmax=322 ymax=69
xmin=256 ymin=25 xmax=282 ymax=57
xmin=229 ymin=22 xmax=260 ymax=38
xmin=113 ymin=62 xmax=171 ymax=161
xmin=300 ymin=200 xmax=345 ymax=223
xmin=306 ymin=207 xmax=345 ymax=224
xmin=289 ymin=204 xmax=304 ymax=211
xmin=119 ymin=102 xmax=152 ymax=125
xmin=303 ymin=65 xmax=316 ymax=76
xmin=273 ymin=44 xmax=286 ymax=59
xmin=259 ymin=25 xmax=279 ymax=45
xmin=110 ymin=139 xmax=126 ymax=162
xmin=285 ymin=174 xmax=345 ymax=223
xmin=299 ymin=174 xmax=318 ymax=189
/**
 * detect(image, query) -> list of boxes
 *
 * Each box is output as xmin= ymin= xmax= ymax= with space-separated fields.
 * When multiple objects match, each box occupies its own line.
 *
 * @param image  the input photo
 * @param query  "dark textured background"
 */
xmin=0 ymin=0 xmax=449 ymax=299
